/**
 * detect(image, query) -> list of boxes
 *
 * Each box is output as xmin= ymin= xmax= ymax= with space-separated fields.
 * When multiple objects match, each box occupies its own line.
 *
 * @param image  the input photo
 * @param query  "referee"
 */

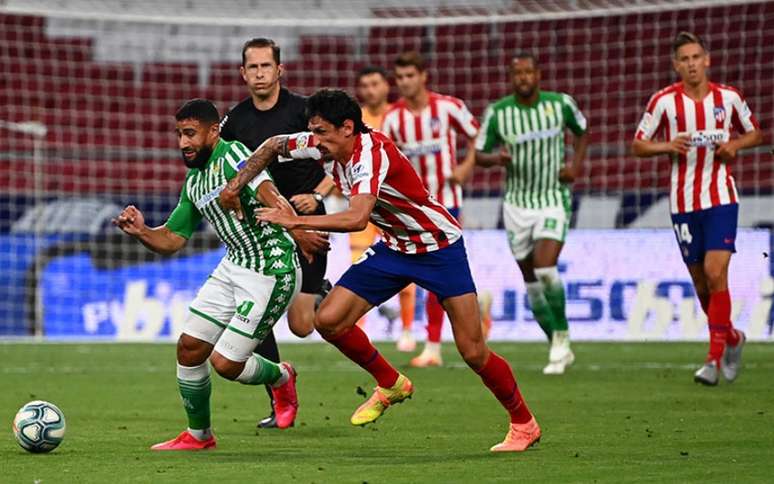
xmin=220 ymin=37 xmax=333 ymax=429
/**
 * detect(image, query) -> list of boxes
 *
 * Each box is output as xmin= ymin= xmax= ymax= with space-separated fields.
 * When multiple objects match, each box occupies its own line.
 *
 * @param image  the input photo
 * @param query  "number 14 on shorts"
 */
xmin=673 ymin=223 xmax=693 ymax=244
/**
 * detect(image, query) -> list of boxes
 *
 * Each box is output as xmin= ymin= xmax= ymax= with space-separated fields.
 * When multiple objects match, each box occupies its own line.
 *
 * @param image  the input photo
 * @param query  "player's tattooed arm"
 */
xmin=219 ymin=135 xmax=291 ymax=220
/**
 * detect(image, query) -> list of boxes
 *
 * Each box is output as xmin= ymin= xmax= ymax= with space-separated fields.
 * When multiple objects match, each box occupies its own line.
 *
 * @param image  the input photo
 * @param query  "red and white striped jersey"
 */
xmin=635 ymin=82 xmax=759 ymax=214
xmin=381 ymin=91 xmax=479 ymax=210
xmin=286 ymin=130 xmax=462 ymax=254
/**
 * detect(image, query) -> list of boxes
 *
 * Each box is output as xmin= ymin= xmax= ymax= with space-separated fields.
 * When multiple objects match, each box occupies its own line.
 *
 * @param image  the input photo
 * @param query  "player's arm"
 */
xmin=289 ymin=175 xmax=336 ymax=214
xmin=560 ymin=130 xmax=589 ymax=184
xmin=112 ymin=205 xmax=187 ymax=256
xmin=256 ymin=194 xmax=376 ymax=233
xmin=631 ymin=95 xmax=690 ymax=158
xmin=255 ymin=180 xmax=330 ymax=260
xmin=632 ymin=135 xmax=690 ymax=158
xmin=219 ymin=133 xmax=319 ymax=219
xmin=716 ymin=95 xmax=763 ymax=161
xmin=715 ymin=129 xmax=763 ymax=161
xmin=474 ymin=104 xmax=509 ymax=167
xmin=559 ymin=94 xmax=589 ymax=183
xmin=449 ymin=137 xmax=478 ymax=185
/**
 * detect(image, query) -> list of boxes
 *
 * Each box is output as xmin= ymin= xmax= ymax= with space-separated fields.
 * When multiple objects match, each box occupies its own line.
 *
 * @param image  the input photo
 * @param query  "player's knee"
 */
xmin=209 ymin=352 xmax=242 ymax=381
xmin=458 ymin=340 xmax=488 ymax=370
xmin=314 ymin=304 xmax=341 ymax=337
xmin=289 ymin=312 xmax=315 ymax=338
xmin=703 ymin=264 xmax=727 ymax=291
xmin=176 ymin=334 xmax=210 ymax=366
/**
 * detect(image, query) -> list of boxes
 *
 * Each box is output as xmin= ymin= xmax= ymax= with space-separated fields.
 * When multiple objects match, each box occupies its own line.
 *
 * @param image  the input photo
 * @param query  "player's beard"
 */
xmin=181 ymin=146 xmax=212 ymax=169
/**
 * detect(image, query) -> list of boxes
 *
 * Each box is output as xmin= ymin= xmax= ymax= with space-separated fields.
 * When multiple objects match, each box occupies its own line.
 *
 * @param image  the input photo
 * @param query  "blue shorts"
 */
xmin=337 ymin=237 xmax=477 ymax=306
xmin=670 ymin=203 xmax=738 ymax=264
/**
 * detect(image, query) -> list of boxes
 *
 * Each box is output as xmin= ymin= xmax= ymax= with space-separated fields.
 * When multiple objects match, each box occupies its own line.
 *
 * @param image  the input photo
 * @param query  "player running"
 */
xmin=219 ymin=88 xmax=541 ymax=453
xmin=381 ymin=51 xmax=480 ymax=367
xmin=354 ymin=65 xmax=416 ymax=350
xmin=114 ymin=99 xmax=326 ymax=450
xmin=632 ymin=32 xmax=762 ymax=385
xmin=475 ymin=53 xmax=588 ymax=375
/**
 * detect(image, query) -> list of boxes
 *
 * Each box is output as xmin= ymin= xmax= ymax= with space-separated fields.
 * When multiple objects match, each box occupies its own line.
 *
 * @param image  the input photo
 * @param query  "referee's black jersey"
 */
xmin=219 ymin=87 xmax=326 ymax=201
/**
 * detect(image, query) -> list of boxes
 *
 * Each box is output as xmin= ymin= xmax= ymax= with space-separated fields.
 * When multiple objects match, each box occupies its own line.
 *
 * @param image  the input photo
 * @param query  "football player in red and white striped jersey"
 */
xmin=381 ymin=51 xmax=481 ymax=367
xmin=632 ymin=32 xmax=763 ymax=386
xmin=220 ymin=89 xmax=541 ymax=452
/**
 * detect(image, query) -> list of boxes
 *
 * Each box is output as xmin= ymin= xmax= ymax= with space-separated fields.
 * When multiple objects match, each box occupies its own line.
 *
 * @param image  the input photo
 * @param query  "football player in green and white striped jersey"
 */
xmin=476 ymin=53 xmax=588 ymax=375
xmin=113 ymin=99 xmax=327 ymax=450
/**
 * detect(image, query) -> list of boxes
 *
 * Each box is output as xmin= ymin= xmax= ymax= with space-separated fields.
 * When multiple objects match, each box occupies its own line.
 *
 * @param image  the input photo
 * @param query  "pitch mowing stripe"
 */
xmin=189 ymin=307 xmax=226 ymax=328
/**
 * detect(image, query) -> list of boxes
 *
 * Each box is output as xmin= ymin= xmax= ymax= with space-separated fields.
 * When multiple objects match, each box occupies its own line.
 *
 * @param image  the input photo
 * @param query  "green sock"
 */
xmin=236 ymin=355 xmax=283 ymax=386
xmin=544 ymin=282 xmax=569 ymax=332
xmin=177 ymin=375 xmax=211 ymax=430
xmin=526 ymin=282 xmax=556 ymax=341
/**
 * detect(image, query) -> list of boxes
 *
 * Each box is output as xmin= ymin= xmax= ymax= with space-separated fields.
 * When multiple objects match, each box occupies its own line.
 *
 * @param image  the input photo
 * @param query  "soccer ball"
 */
xmin=12 ymin=400 xmax=66 ymax=453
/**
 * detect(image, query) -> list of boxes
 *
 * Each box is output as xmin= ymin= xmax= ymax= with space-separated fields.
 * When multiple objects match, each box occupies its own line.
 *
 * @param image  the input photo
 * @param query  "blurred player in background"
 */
xmin=476 ymin=53 xmax=588 ymax=375
xmin=381 ymin=51 xmax=480 ymax=367
xmin=220 ymin=88 xmax=541 ymax=452
xmin=632 ymin=32 xmax=762 ymax=385
xmin=354 ymin=65 xmax=416 ymax=351
xmin=219 ymin=38 xmax=334 ymax=428
xmin=113 ymin=99 xmax=324 ymax=449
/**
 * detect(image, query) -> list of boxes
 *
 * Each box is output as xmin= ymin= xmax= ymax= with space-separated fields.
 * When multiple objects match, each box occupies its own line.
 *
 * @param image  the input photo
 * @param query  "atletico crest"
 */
xmin=713 ymin=106 xmax=726 ymax=123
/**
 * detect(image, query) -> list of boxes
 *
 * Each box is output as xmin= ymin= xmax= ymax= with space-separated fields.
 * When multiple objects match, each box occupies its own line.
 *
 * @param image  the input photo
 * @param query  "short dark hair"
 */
xmin=175 ymin=98 xmax=220 ymax=125
xmin=511 ymin=52 xmax=539 ymax=68
xmin=241 ymin=37 xmax=281 ymax=66
xmin=306 ymin=88 xmax=369 ymax=134
xmin=394 ymin=51 xmax=426 ymax=72
xmin=672 ymin=32 xmax=706 ymax=56
xmin=356 ymin=65 xmax=389 ymax=84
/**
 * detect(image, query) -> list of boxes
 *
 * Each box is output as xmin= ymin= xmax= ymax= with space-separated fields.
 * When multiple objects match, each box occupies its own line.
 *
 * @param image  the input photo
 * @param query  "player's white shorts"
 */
xmin=503 ymin=202 xmax=569 ymax=261
xmin=183 ymin=258 xmax=301 ymax=363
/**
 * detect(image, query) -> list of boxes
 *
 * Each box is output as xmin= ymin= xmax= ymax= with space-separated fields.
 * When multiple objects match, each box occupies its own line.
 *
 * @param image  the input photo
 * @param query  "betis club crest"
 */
xmin=713 ymin=106 xmax=726 ymax=123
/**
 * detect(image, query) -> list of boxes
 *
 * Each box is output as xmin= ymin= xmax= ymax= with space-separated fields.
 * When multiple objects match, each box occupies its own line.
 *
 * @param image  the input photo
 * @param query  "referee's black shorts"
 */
xmin=297 ymin=247 xmax=327 ymax=294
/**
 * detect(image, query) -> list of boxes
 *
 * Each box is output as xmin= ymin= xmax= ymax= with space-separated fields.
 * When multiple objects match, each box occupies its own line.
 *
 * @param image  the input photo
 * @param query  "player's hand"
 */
xmin=559 ymin=165 xmax=577 ymax=184
xmin=218 ymin=184 xmax=244 ymax=221
xmin=112 ymin=205 xmax=146 ymax=236
xmin=667 ymin=134 xmax=691 ymax=155
xmin=715 ymin=141 xmax=738 ymax=162
xmin=255 ymin=207 xmax=298 ymax=230
xmin=498 ymin=147 xmax=510 ymax=166
xmin=289 ymin=193 xmax=319 ymax=214
xmin=290 ymin=229 xmax=330 ymax=263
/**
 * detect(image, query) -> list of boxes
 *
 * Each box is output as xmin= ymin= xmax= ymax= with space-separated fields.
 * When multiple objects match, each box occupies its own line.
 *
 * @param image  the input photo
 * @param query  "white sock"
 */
xmin=401 ymin=329 xmax=413 ymax=339
xmin=424 ymin=341 xmax=441 ymax=357
xmin=271 ymin=363 xmax=290 ymax=388
xmin=188 ymin=427 xmax=212 ymax=441
xmin=534 ymin=266 xmax=561 ymax=288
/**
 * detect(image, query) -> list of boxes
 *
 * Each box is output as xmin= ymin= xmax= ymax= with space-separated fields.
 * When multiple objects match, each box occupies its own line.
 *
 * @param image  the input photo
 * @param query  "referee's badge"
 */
xmin=713 ymin=106 xmax=726 ymax=123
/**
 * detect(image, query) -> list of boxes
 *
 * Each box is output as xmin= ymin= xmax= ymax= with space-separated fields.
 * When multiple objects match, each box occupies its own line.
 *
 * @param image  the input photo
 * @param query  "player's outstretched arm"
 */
xmin=632 ymin=134 xmax=690 ymax=158
xmin=219 ymin=135 xmax=292 ymax=220
xmin=255 ymin=180 xmax=330 ymax=262
xmin=256 ymin=194 xmax=376 ymax=233
xmin=112 ymin=205 xmax=186 ymax=255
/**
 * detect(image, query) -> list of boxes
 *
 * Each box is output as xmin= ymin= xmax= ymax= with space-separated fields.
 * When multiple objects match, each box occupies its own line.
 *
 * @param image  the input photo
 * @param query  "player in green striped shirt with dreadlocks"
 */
xmin=476 ymin=53 xmax=588 ymax=375
xmin=113 ymin=99 xmax=327 ymax=450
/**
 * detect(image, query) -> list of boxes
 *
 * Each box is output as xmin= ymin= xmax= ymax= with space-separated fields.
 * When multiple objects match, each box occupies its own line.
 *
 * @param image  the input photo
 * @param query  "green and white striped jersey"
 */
xmin=165 ymin=139 xmax=298 ymax=275
xmin=475 ymin=91 xmax=587 ymax=210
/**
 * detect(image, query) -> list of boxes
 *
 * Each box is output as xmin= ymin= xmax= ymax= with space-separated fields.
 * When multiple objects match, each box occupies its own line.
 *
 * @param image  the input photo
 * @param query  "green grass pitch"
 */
xmin=1 ymin=342 xmax=772 ymax=483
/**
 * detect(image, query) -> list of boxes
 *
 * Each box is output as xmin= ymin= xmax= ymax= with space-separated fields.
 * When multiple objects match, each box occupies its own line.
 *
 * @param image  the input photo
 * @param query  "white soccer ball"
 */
xmin=12 ymin=400 xmax=66 ymax=453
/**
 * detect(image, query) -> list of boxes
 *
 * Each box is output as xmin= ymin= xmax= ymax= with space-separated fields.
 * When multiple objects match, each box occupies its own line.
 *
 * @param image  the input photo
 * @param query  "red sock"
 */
xmin=425 ymin=292 xmax=444 ymax=343
xmin=707 ymin=290 xmax=732 ymax=363
xmin=475 ymin=352 xmax=532 ymax=424
xmin=324 ymin=326 xmax=399 ymax=388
